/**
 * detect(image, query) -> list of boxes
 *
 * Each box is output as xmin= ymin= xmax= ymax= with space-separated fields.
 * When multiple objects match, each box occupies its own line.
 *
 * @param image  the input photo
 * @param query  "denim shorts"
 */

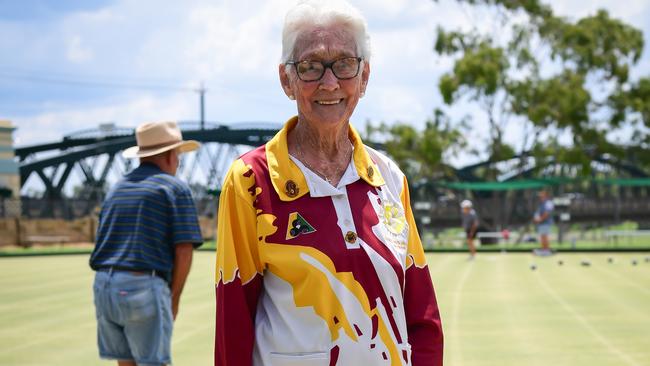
xmin=93 ymin=270 xmax=173 ymax=366
xmin=537 ymin=223 xmax=552 ymax=235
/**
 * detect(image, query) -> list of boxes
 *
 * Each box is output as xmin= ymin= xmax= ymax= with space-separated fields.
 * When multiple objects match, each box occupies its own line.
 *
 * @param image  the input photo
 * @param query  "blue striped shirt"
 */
xmin=89 ymin=163 xmax=203 ymax=279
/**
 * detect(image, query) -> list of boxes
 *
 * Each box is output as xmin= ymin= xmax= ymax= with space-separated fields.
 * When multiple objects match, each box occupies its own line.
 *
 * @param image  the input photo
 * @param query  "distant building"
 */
xmin=0 ymin=120 xmax=19 ymax=198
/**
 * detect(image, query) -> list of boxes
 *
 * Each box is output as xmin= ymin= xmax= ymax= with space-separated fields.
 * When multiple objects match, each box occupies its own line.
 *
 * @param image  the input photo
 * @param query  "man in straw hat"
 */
xmin=89 ymin=121 xmax=203 ymax=366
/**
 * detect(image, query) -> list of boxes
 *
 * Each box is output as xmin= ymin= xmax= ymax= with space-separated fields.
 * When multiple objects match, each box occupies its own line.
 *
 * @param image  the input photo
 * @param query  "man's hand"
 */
xmin=171 ymin=243 xmax=194 ymax=321
xmin=172 ymin=295 xmax=180 ymax=320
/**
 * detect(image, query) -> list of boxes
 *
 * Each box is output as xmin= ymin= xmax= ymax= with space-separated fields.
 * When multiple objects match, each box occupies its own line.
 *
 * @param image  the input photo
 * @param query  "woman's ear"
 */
xmin=360 ymin=61 xmax=370 ymax=97
xmin=279 ymin=64 xmax=295 ymax=100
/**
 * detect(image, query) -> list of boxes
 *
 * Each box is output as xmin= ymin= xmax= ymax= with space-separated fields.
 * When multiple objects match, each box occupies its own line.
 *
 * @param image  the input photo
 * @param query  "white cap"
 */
xmin=460 ymin=199 xmax=472 ymax=208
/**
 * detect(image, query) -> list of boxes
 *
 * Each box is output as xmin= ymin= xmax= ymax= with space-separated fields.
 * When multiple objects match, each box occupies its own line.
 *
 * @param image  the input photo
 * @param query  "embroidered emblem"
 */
xmin=286 ymin=212 xmax=316 ymax=239
xmin=368 ymin=191 xmax=409 ymax=252
xmin=345 ymin=231 xmax=357 ymax=244
xmin=380 ymin=201 xmax=407 ymax=235
xmin=285 ymin=180 xmax=299 ymax=197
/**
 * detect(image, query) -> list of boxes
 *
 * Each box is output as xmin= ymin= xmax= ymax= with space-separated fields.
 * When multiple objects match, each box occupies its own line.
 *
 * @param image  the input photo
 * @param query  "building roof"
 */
xmin=0 ymin=120 xmax=16 ymax=132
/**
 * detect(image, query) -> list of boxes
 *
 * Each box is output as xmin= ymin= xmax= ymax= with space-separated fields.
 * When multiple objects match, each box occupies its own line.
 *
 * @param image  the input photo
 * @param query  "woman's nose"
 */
xmin=318 ymin=68 xmax=340 ymax=91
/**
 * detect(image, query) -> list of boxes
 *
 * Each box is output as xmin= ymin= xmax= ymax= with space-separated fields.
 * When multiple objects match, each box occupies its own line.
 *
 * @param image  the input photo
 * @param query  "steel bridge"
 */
xmin=15 ymin=122 xmax=280 ymax=216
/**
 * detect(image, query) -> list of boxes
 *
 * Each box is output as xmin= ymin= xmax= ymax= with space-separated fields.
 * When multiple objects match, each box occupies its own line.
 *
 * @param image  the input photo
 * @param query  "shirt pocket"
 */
xmin=269 ymin=352 xmax=328 ymax=366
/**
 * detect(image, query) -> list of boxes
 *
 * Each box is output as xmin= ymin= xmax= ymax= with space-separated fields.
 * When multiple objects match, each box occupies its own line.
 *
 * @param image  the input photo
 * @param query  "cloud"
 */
xmin=65 ymin=35 xmax=93 ymax=63
xmin=364 ymin=86 xmax=429 ymax=124
xmin=549 ymin=0 xmax=650 ymax=24
xmin=184 ymin=5 xmax=269 ymax=79
xmin=11 ymin=92 xmax=195 ymax=146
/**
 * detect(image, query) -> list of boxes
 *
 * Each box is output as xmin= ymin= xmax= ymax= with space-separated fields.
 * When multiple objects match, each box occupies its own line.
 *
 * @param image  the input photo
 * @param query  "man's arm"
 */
xmin=535 ymin=201 xmax=554 ymax=223
xmin=168 ymin=181 xmax=203 ymax=321
xmin=535 ymin=211 xmax=549 ymax=223
xmin=470 ymin=218 xmax=479 ymax=238
xmin=171 ymin=243 xmax=194 ymax=320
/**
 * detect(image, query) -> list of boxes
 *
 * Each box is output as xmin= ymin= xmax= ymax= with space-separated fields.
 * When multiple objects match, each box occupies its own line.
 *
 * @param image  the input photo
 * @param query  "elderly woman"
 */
xmin=215 ymin=1 xmax=443 ymax=365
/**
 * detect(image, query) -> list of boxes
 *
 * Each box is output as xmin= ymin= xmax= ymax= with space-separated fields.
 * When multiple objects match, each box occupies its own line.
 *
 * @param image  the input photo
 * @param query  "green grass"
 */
xmin=421 ymin=229 xmax=650 ymax=251
xmin=0 ymin=253 xmax=216 ymax=365
xmin=1 ymin=252 xmax=649 ymax=365
xmin=432 ymin=253 xmax=650 ymax=366
xmin=0 ymin=245 xmax=95 ymax=256
xmin=0 ymin=244 xmax=214 ymax=256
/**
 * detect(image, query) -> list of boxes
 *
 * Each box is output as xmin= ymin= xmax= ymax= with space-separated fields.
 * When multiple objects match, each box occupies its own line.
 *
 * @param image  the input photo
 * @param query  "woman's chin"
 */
xmin=303 ymin=108 xmax=353 ymax=127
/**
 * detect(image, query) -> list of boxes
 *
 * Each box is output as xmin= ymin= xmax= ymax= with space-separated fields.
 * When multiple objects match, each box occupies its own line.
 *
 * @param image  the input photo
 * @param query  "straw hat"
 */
xmin=122 ymin=121 xmax=200 ymax=158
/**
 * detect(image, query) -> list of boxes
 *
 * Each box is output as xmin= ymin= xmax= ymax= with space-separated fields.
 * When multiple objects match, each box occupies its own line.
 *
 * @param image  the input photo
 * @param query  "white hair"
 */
xmin=281 ymin=0 xmax=371 ymax=63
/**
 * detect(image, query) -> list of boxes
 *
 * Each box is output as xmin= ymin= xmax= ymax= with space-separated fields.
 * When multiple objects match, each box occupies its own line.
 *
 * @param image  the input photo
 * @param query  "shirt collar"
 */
xmin=129 ymin=162 xmax=165 ymax=176
xmin=265 ymin=116 xmax=385 ymax=201
xmin=289 ymin=154 xmax=358 ymax=197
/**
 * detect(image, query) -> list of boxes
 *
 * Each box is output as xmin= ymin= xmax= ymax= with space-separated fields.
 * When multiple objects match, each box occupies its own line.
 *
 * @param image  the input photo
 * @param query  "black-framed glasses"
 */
xmin=286 ymin=57 xmax=363 ymax=82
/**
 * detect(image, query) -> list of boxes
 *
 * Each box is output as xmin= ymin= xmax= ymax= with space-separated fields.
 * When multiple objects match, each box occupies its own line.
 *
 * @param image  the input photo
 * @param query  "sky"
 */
xmin=1 ymin=0 xmax=650 ymax=168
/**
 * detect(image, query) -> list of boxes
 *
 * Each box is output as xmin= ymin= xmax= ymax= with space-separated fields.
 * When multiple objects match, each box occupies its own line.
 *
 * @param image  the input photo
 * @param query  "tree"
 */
xmin=434 ymin=0 xmax=647 ymax=178
xmin=611 ymin=76 xmax=650 ymax=170
xmin=365 ymin=109 xmax=467 ymax=183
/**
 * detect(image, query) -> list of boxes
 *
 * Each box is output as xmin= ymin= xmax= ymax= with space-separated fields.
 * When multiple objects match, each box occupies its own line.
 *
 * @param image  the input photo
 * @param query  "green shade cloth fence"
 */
xmin=436 ymin=178 xmax=650 ymax=191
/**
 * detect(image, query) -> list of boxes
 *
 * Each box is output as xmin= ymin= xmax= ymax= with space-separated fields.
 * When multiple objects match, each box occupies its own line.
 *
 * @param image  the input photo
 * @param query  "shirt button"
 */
xmin=367 ymin=166 xmax=374 ymax=178
xmin=345 ymin=231 xmax=357 ymax=244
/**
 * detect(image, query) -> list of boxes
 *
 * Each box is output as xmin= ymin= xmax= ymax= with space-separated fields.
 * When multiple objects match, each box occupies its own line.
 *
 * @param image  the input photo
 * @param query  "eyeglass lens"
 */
xmin=295 ymin=57 xmax=361 ymax=81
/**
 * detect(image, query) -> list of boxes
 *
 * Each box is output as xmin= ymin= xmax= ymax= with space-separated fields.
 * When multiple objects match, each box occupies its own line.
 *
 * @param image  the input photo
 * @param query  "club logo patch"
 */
xmin=380 ymin=201 xmax=407 ymax=235
xmin=286 ymin=212 xmax=316 ymax=239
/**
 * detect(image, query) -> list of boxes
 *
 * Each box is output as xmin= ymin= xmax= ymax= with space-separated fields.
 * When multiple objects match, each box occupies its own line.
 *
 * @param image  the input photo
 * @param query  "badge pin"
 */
xmin=285 ymin=180 xmax=299 ymax=197
xmin=286 ymin=212 xmax=316 ymax=239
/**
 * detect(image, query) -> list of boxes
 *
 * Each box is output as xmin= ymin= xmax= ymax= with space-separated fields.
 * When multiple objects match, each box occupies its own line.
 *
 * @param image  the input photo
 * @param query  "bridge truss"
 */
xmin=15 ymin=122 xmax=280 ymax=216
